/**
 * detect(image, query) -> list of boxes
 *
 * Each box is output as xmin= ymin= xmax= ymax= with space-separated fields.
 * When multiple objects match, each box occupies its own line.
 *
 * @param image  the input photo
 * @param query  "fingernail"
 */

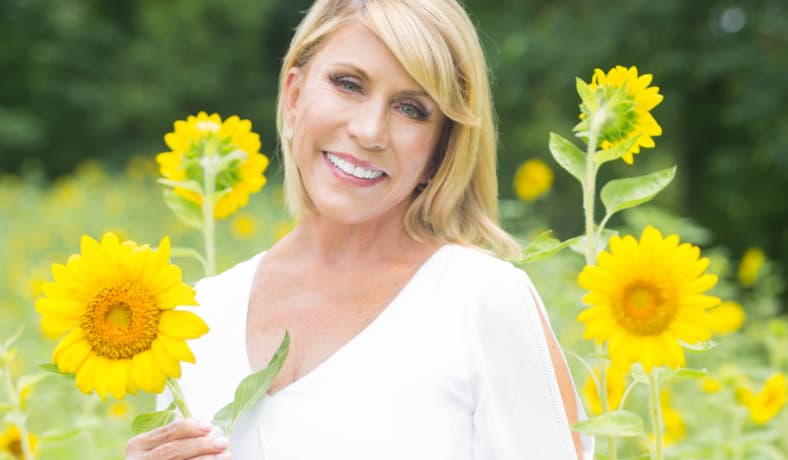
xmin=213 ymin=436 xmax=230 ymax=449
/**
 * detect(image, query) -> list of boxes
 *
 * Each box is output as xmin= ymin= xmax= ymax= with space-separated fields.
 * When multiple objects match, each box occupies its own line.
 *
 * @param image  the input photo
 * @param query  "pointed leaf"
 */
xmin=572 ymin=410 xmax=645 ymax=437
xmin=682 ymin=340 xmax=718 ymax=351
xmin=520 ymin=231 xmax=582 ymax=264
xmin=132 ymin=409 xmax=177 ymax=434
xmin=595 ymin=136 xmax=639 ymax=166
xmin=157 ymin=178 xmax=203 ymax=194
xmin=216 ymin=150 xmax=248 ymax=173
xmin=629 ymin=364 xmax=649 ymax=385
xmin=576 ymin=78 xmax=598 ymax=114
xmin=163 ymin=189 xmax=204 ymax=230
xmin=39 ymin=427 xmax=82 ymax=442
xmin=568 ymin=229 xmax=618 ymax=257
xmin=548 ymin=133 xmax=586 ymax=185
xmin=38 ymin=363 xmax=75 ymax=378
xmin=212 ymin=402 xmax=234 ymax=435
xmin=600 ymin=166 xmax=676 ymax=216
xmin=230 ymin=331 xmax=289 ymax=423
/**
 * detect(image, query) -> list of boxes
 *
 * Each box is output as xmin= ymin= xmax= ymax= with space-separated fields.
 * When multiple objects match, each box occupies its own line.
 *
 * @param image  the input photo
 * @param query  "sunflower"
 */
xmin=577 ymin=226 xmax=720 ymax=372
xmin=35 ymin=233 xmax=207 ymax=399
xmin=746 ymin=372 xmax=787 ymax=425
xmin=582 ymin=364 xmax=628 ymax=415
xmin=0 ymin=425 xmax=37 ymax=459
xmin=707 ymin=301 xmax=746 ymax=335
xmin=738 ymin=247 xmax=766 ymax=287
xmin=578 ymin=65 xmax=663 ymax=165
xmin=513 ymin=158 xmax=554 ymax=202
xmin=157 ymin=111 xmax=269 ymax=219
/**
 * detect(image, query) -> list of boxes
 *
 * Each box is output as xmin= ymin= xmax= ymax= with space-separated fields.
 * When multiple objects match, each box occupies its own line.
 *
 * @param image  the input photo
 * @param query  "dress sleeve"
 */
xmin=469 ymin=265 xmax=595 ymax=460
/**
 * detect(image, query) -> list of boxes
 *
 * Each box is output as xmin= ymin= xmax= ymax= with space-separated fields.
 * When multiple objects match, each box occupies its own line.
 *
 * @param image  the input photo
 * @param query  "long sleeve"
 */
xmin=469 ymin=264 xmax=594 ymax=460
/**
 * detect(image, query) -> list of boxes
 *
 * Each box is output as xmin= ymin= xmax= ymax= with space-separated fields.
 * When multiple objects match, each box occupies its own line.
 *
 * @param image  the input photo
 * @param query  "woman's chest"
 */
xmin=245 ymin=267 xmax=419 ymax=395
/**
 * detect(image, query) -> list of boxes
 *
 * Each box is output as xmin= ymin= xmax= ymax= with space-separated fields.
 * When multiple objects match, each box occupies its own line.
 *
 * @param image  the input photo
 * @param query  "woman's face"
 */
xmin=284 ymin=22 xmax=446 ymax=226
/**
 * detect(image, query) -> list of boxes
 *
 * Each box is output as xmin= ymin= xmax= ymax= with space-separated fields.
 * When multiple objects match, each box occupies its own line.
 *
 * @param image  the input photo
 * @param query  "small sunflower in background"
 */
xmin=35 ymin=233 xmax=207 ymax=399
xmin=0 ymin=425 xmax=37 ymax=459
xmin=157 ymin=111 xmax=269 ymax=219
xmin=576 ymin=65 xmax=663 ymax=165
xmin=582 ymin=363 xmax=628 ymax=415
xmin=577 ymin=225 xmax=720 ymax=372
xmin=738 ymin=247 xmax=766 ymax=287
xmin=743 ymin=372 xmax=787 ymax=425
xmin=513 ymin=158 xmax=553 ymax=202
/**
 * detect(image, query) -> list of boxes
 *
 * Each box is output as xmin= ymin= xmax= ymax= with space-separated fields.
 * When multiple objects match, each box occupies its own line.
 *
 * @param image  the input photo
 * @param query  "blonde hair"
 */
xmin=276 ymin=0 xmax=521 ymax=259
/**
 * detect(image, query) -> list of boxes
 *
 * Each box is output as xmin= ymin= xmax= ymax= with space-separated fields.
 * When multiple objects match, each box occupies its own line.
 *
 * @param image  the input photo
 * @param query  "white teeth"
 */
xmin=326 ymin=152 xmax=384 ymax=180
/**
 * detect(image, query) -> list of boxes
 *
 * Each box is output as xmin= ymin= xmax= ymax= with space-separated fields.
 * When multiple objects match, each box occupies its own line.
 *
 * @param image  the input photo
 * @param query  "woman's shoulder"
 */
xmin=191 ymin=249 xmax=267 ymax=318
xmin=442 ymin=243 xmax=526 ymax=288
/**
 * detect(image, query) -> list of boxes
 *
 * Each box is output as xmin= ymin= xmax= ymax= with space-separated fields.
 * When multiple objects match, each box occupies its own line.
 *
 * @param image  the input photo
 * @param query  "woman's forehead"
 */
xmin=306 ymin=22 xmax=426 ymax=93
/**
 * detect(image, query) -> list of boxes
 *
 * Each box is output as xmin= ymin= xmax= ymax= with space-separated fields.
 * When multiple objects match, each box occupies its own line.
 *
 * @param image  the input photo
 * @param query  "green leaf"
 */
xmin=216 ymin=149 xmax=248 ymax=173
xmin=629 ymin=364 xmax=649 ymax=385
xmin=548 ymin=132 xmax=586 ymax=185
xmin=572 ymin=410 xmax=645 ymax=437
xmin=163 ymin=189 xmax=204 ymax=230
xmin=520 ymin=231 xmax=582 ymax=264
xmin=568 ymin=228 xmax=618 ymax=257
xmin=157 ymin=178 xmax=203 ymax=194
xmin=38 ymin=363 xmax=75 ymax=378
xmin=39 ymin=427 xmax=82 ymax=442
xmin=17 ymin=372 xmax=51 ymax=392
xmin=683 ymin=340 xmax=718 ymax=351
xmin=576 ymin=78 xmax=598 ymax=114
xmin=213 ymin=330 xmax=290 ymax=434
xmin=595 ymin=136 xmax=639 ymax=166
xmin=659 ymin=367 xmax=707 ymax=385
xmin=212 ymin=402 xmax=234 ymax=434
xmin=600 ymin=166 xmax=676 ymax=217
xmin=132 ymin=409 xmax=177 ymax=435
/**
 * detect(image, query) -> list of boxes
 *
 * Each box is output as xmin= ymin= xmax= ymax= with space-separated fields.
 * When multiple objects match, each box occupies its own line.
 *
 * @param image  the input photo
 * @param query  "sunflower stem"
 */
xmin=201 ymin=140 xmax=218 ymax=277
xmin=583 ymin=102 xmax=604 ymax=266
xmin=166 ymin=377 xmax=192 ymax=419
xmin=648 ymin=368 xmax=664 ymax=460
xmin=2 ymin=361 xmax=35 ymax=459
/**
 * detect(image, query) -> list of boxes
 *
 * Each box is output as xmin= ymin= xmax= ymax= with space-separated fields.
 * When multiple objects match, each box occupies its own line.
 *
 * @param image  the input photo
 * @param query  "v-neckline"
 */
xmin=243 ymin=243 xmax=452 ymax=399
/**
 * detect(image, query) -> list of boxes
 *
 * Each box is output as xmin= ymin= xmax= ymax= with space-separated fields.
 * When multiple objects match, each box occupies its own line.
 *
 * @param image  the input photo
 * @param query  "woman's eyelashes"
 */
xmin=328 ymin=73 xmax=430 ymax=121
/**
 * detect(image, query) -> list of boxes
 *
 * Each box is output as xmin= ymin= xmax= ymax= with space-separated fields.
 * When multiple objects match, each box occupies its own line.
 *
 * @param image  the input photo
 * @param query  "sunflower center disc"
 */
xmin=82 ymin=283 xmax=161 ymax=360
xmin=614 ymin=281 xmax=677 ymax=336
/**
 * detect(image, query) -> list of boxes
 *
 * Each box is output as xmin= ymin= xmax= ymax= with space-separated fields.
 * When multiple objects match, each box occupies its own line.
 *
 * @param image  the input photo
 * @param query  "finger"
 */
xmin=132 ymin=418 xmax=213 ymax=450
xmin=191 ymin=451 xmax=232 ymax=460
xmin=147 ymin=435 xmax=230 ymax=460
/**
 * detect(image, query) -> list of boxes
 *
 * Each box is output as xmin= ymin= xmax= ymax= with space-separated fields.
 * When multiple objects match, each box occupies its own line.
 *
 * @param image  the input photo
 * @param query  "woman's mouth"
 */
xmin=322 ymin=151 xmax=388 ymax=186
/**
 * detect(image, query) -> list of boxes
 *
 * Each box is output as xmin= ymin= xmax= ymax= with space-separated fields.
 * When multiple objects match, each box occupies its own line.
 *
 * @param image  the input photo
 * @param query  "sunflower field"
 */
xmin=2 ymin=1 xmax=787 ymax=459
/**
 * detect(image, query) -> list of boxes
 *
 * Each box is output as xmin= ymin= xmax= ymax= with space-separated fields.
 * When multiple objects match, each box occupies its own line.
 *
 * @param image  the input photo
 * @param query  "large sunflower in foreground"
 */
xmin=577 ymin=226 xmax=720 ymax=372
xmin=35 ymin=233 xmax=207 ymax=399
xmin=157 ymin=111 xmax=269 ymax=219
xmin=579 ymin=65 xmax=663 ymax=165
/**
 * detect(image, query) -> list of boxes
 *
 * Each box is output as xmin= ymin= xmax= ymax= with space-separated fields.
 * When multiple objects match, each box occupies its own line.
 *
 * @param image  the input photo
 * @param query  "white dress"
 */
xmin=159 ymin=243 xmax=595 ymax=460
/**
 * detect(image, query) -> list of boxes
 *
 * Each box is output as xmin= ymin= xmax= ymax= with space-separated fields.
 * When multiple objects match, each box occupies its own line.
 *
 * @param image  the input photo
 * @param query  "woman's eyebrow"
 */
xmin=331 ymin=61 xmax=430 ymax=99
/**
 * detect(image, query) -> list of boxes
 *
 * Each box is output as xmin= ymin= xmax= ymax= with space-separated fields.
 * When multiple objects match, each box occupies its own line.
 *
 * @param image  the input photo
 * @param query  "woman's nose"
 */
xmin=346 ymin=98 xmax=389 ymax=151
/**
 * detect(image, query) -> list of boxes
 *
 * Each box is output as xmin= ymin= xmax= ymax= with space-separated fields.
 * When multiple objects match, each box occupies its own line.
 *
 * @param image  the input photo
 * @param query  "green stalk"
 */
xmin=201 ymin=141 xmax=218 ymax=277
xmin=648 ymin=369 xmax=664 ymax=460
xmin=3 ymin=362 xmax=34 ymax=459
xmin=583 ymin=104 xmax=616 ymax=460
xmin=166 ymin=377 xmax=192 ymax=419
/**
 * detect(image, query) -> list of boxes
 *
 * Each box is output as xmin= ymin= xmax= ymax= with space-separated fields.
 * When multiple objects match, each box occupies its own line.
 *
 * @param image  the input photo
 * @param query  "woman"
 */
xmin=127 ymin=0 xmax=594 ymax=459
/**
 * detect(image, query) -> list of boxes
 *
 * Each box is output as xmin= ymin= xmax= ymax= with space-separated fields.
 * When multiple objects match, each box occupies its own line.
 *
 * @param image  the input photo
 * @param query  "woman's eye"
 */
xmin=398 ymin=102 xmax=428 ymax=120
xmin=330 ymin=75 xmax=362 ymax=93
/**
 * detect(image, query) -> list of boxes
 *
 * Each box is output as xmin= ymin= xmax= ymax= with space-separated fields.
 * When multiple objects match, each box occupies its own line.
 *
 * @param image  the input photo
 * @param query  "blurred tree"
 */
xmin=0 ymin=0 xmax=785 ymax=307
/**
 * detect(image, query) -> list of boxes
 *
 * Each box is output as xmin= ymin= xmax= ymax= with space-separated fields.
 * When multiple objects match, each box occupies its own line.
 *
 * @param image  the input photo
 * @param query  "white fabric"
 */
xmin=159 ymin=243 xmax=594 ymax=459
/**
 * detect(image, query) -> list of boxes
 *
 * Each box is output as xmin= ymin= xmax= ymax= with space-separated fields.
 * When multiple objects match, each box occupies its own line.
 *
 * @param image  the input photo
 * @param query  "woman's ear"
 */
xmin=283 ymin=67 xmax=303 ymax=129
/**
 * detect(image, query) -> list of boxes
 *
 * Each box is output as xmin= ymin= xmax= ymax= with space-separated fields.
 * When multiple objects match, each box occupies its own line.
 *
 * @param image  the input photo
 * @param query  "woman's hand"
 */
xmin=126 ymin=418 xmax=231 ymax=460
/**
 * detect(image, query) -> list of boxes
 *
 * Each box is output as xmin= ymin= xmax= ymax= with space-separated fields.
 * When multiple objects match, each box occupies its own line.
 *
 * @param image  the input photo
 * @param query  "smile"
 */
xmin=324 ymin=151 xmax=385 ymax=180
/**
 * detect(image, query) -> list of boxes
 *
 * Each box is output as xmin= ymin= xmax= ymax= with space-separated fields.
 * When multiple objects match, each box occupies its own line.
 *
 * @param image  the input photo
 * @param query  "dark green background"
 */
xmin=2 ymin=0 xmax=786 ymax=305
